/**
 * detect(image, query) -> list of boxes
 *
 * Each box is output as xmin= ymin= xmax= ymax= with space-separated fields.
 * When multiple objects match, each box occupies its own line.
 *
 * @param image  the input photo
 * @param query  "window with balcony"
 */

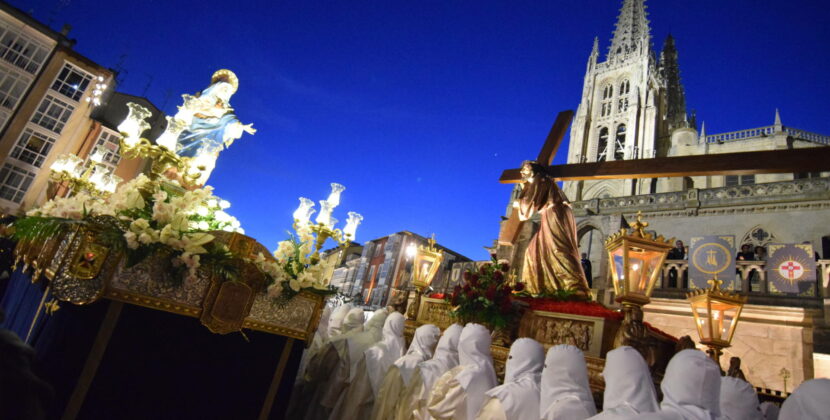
xmin=31 ymin=94 xmax=74 ymax=134
xmin=0 ymin=69 xmax=27 ymax=110
xmin=0 ymin=162 xmax=36 ymax=203
xmin=0 ymin=26 xmax=49 ymax=74
xmin=10 ymin=128 xmax=56 ymax=168
xmin=90 ymin=129 xmax=121 ymax=170
xmin=51 ymin=63 xmax=93 ymax=101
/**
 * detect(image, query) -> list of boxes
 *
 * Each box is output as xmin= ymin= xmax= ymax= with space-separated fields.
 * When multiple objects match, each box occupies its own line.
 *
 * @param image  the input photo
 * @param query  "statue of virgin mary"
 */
xmin=156 ymin=69 xmax=255 ymax=185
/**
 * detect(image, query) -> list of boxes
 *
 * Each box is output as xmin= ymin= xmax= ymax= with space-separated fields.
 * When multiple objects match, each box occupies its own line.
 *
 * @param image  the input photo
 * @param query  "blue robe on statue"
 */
xmin=175 ymin=113 xmax=239 ymax=159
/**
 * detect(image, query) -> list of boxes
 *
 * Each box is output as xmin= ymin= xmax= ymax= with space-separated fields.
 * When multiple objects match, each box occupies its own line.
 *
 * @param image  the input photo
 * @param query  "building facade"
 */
xmin=0 ymin=2 xmax=156 ymax=214
xmin=335 ymin=231 xmax=470 ymax=309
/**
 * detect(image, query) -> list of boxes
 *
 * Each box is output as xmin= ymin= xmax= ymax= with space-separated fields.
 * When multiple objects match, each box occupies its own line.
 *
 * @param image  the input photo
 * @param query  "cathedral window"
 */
xmin=600 ymin=85 xmax=613 ymax=117
xmin=619 ymin=80 xmax=630 ymax=95
xmin=597 ymin=127 xmax=609 ymax=162
xmin=614 ymin=124 xmax=626 ymax=160
xmin=617 ymin=80 xmax=630 ymax=113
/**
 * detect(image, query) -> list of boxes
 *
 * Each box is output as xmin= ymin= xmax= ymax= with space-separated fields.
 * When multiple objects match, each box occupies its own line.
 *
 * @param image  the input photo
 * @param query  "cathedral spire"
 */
xmin=591 ymin=37 xmax=599 ymax=57
xmin=660 ymin=33 xmax=687 ymax=131
xmin=607 ymin=0 xmax=651 ymax=60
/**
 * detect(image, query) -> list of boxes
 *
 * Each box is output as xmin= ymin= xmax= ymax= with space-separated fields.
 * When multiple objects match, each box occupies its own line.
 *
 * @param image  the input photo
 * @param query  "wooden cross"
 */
xmin=500 ymin=110 xmax=830 ymax=183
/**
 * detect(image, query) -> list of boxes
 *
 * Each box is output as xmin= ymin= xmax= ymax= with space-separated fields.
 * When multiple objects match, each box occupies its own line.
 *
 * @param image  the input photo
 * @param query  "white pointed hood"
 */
xmin=327 ymin=304 xmax=353 ymax=338
xmin=454 ymin=323 xmax=498 ymax=420
xmin=540 ymin=344 xmax=597 ymax=420
xmin=418 ymin=323 xmax=464 ymax=402
xmin=484 ymin=338 xmax=544 ymax=420
xmin=720 ymin=377 xmax=761 ymax=420
xmin=659 ymin=349 xmax=722 ymax=420
xmin=590 ymin=346 xmax=659 ymax=419
xmin=346 ymin=308 xmax=388 ymax=380
xmin=395 ymin=323 xmax=440 ymax=386
xmin=779 ymin=378 xmax=830 ymax=420
xmin=365 ymin=312 xmax=407 ymax=397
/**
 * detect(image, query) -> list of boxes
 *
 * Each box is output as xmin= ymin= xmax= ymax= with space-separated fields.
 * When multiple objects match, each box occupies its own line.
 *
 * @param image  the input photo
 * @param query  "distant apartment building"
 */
xmin=0 ymin=2 xmax=159 ymax=214
xmin=333 ymin=231 xmax=471 ymax=309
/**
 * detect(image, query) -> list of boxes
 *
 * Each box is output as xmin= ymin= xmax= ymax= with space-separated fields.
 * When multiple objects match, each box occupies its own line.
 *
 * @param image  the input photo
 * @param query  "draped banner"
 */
xmin=765 ymin=243 xmax=817 ymax=295
xmin=689 ymin=235 xmax=736 ymax=290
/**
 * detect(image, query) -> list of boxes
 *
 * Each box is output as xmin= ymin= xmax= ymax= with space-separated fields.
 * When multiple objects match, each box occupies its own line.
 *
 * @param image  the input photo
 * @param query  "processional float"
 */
xmin=3 ymin=70 xmax=360 ymax=419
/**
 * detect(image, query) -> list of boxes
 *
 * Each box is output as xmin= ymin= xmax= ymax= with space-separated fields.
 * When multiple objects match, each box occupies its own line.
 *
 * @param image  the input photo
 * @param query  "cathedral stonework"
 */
xmin=501 ymin=0 xmax=830 ymax=392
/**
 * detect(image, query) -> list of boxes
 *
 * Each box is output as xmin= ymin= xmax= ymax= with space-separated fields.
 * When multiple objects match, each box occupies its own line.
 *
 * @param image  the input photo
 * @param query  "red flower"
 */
xmin=500 ymin=262 xmax=510 ymax=272
xmin=470 ymin=273 xmax=480 ymax=287
xmin=493 ymin=270 xmax=504 ymax=283
xmin=501 ymin=285 xmax=513 ymax=295
xmin=463 ymin=284 xmax=471 ymax=293
xmin=514 ymin=282 xmax=525 ymax=292
xmin=485 ymin=284 xmax=497 ymax=300
xmin=463 ymin=271 xmax=472 ymax=281
xmin=466 ymin=289 xmax=477 ymax=299
xmin=479 ymin=264 xmax=490 ymax=275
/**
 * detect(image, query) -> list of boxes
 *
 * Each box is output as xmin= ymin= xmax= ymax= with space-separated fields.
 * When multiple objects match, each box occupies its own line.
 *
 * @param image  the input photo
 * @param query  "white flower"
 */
xmin=195 ymin=206 xmax=209 ymax=217
xmin=219 ymin=199 xmax=230 ymax=209
xmin=124 ymin=231 xmax=139 ymax=249
xmin=289 ymin=279 xmax=301 ymax=292
xmin=138 ymin=232 xmax=154 ymax=244
xmin=267 ymin=282 xmax=283 ymax=298
xmin=197 ymin=221 xmax=209 ymax=230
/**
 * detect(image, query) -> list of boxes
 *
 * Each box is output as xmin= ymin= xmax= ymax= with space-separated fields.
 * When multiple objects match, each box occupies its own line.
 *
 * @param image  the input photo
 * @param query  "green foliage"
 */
xmin=12 ymin=216 xmax=80 ymax=242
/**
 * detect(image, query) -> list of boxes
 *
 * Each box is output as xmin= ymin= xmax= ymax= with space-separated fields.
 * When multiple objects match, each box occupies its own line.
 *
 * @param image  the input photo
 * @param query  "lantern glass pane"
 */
xmin=610 ymin=246 xmax=625 ymax=294
xmin=627 ymin=248 xmax=664 ymax=295
xmin=713 ymin=302 xmax=739 ymax=342
xmin=692 ymin=301 xmax=712 ymax=341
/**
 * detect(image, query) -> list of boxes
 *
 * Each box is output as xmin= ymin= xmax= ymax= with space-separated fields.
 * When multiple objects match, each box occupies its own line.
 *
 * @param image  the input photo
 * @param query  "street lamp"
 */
xmin=405 ymin=234 xmax=443 ymax=320
xmin=605 ymin=212 xmax=673 ymax=352
xmin=687 ymin=279 xmax=746 ymax=364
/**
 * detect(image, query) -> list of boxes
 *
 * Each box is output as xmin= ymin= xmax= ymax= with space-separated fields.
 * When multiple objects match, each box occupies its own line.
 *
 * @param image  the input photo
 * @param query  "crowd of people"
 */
xmin=287 ymin=305 xmax=829 ymax=420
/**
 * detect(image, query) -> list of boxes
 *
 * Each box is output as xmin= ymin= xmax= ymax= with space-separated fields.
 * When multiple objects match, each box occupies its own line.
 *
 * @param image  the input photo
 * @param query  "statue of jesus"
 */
xmin=499 ymin=160 xmax=591 ymax=298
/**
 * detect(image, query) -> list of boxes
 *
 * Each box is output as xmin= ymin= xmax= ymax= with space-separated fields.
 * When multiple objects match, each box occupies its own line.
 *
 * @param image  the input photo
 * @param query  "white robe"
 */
xmin=373 ymin=324 xmax=441 ymax=420
xmin=778 ymin=378 xmax=830 ymax=420
xmin=326 ymin=309 xmax=389 ymax=420
xmin=475 ymin=337 xmax=544 ymax=420
xmin=719 ymin=377 xmax=761 ymax=420
xmin=334 ymin=312 xmax=407 ymax=420
xmin=589 ymin=345 xmax=659 ymax=420
xmin=398 ymin=323 xmax=463 ymax=420
xmin=299 ymin=307 xmax=365 ymax=420
xmin=427 ymin=323 xmax=498 ymax=420
xmin=637 ymin=349 xmax=722 ymax=420
xmin=540 ymin=344 xmax=597 ymax=420
xmin=759 ymin=402 xmax=779 ymax=420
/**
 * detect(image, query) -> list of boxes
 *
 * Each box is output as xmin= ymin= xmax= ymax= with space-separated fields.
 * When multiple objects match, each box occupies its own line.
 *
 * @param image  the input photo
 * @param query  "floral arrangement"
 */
xmin=22 ymin=174 xmax=243 ymax=284
xmin=15 ymin=175 xmax=342 ymax=305
xmin=446 ymin=258 xmax=526 ymax=328
xmin=256 ymin=223 xmax=337 ymax=304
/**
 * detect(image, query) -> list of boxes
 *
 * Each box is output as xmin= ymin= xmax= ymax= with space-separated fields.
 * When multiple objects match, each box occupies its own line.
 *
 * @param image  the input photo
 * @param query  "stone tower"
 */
xmin=563 ymin=0 xmax=689 ymax=201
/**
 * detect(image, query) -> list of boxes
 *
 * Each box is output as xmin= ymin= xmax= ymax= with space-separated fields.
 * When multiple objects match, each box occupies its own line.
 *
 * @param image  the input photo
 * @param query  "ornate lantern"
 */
xmin=605 ymin=212 xmax=673 ymax=354
xmin=406 ymin=235 xmax=444 ymax=320
xmin=687 ymin=279 xmax=746 ymax=363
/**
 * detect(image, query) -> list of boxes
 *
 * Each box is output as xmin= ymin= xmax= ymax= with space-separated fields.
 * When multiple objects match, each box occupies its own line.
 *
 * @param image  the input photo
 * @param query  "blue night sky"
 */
xmin=15 ymin=0 xmax=830 ymax=260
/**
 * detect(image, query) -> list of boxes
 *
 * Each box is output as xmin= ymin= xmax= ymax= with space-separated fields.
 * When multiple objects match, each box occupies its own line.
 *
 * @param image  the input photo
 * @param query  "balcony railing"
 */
xmin=650 ymin=259 xmax=830 ymax=307
xmin=572 ymin=177 xmax=830 ymax=216
xmin=703 ymin=125 xmax=830 ymax=146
